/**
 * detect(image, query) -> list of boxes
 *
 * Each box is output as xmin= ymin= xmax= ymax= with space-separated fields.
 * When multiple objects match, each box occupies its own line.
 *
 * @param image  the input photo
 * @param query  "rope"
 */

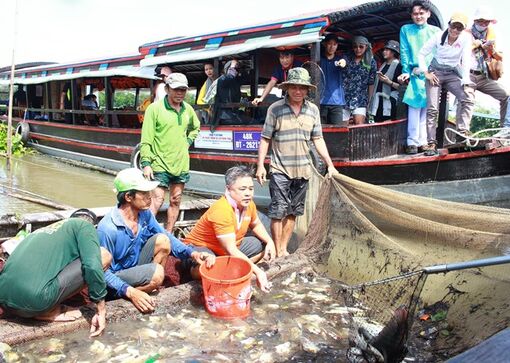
xmin=444 ymin=126 xmax=510 ymax=147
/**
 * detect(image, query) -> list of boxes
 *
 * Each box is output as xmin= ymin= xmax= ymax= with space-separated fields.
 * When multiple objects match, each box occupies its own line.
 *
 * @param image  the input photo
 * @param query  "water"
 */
xmin=7 ymin=273 xmax=350 ymax=362
xmin=0 ymin=153 xmax=195 ymax=216
xmin=0 ymin=154 xmax=116 ymax=215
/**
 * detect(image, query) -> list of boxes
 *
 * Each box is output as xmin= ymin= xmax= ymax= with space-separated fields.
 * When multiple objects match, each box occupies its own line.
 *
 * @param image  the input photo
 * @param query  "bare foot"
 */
xmin=277 ymin=251 xmax=290 ymax=258
xmin=34 ymin=305 xmax=82 ymax=322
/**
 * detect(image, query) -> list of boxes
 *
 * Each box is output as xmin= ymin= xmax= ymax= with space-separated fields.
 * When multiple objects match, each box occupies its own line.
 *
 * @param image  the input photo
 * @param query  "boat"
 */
xmin=1 ymin=0 xmax=509 ymax=206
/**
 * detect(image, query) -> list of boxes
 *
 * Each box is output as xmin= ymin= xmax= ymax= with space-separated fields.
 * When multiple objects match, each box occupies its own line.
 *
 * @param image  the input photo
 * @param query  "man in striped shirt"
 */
xmin=256 ymin=67 xmax=336 ymax=257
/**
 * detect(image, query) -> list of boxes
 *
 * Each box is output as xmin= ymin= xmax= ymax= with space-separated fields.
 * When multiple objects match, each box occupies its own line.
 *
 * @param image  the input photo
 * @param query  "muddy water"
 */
xmin=0 ymin=154 xmax=115 ymax=214
xmin=0 ymin=154 xmax=193 ymax=215
xmin=7 ymin=274 xmax=350 ymax=362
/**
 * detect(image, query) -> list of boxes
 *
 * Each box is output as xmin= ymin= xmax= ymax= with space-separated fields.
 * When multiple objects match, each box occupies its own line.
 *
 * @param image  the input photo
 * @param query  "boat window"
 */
xmin=0 ymin=85 xmax=8 ymax=115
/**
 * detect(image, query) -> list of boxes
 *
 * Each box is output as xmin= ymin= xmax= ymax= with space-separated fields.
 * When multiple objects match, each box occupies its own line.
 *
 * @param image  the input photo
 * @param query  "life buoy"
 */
xmin=15 ymin=122 xmax=30 ymax=144
xmin=130 ymin=143 xmax=142 ymax=169
xmin=137 ymin=98 xmax=151 ymax=123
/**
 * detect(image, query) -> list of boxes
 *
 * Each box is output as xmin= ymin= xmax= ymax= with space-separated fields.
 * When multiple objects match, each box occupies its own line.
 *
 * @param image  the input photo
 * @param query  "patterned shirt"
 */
xmin=261 ymin=98 xmax=322 ymax=179
xmin=343 ymin=53 xmax=377 ymax=110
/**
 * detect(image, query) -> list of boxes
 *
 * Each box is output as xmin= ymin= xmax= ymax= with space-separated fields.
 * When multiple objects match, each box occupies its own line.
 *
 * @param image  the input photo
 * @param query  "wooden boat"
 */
xmin=1 ymin=0 xmax=509 ymax=206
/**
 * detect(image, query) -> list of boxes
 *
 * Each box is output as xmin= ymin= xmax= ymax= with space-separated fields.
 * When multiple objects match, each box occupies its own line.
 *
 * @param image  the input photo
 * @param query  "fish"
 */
xmin=275 ymin=342 xmax=292 ymax=355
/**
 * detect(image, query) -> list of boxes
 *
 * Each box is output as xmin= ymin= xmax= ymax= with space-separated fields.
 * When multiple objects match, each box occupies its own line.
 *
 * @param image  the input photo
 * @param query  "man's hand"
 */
xmin=425 ymin=71 xmax=440 ymax=87
xmin=255 ymin=270 xmax=272 ymax=293
xmin=142 ymin=165 xmax=154 ymax=180
xmin=89 ymin=300 xmax=106 ymax=338
xmin=252 ymin=97 xmax=263 ymax=106
xmin=256 ymin=165 xmax=267 ymax=186
xmin=126 ymin=287 xmax=155 ymax=313
xmin=263 ymin=241 xmax=276 ymax=262
xmin=326 ymin=165 xmax=337 ymax=178
xmin=191 ymin=251 xmax=215 ymax=268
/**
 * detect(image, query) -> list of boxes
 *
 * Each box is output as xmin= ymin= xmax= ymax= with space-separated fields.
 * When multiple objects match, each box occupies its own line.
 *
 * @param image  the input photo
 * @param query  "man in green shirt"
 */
xmin=0 ymin=209 xmax=111 ymax=337
xmin=141 ymin=73 xmax=201 ymax=232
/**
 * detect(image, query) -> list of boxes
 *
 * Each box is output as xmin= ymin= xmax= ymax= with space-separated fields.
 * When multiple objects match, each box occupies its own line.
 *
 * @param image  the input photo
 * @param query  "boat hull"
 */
xmin=11 ymin=118 xmax=510 ymax=206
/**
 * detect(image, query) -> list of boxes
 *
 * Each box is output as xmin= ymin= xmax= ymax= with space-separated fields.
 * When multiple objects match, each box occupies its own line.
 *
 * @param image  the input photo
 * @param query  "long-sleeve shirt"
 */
xmin=418 ymin=30 xmax=473 ymax=85
xmin=399 ymin=23 xmax=440 ymax=108
xmin=97 ymin=207 xmax=194 ymax=297
xmin=140 ymin=97 xmax=200 ymax=175
xmin=0 ymin=219 xmax=106 ymax=312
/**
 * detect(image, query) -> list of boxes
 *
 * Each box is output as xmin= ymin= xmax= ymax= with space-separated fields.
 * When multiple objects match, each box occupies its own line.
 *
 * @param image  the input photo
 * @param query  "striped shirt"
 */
xmin=261 ymin=98 xmax=322 ymax=179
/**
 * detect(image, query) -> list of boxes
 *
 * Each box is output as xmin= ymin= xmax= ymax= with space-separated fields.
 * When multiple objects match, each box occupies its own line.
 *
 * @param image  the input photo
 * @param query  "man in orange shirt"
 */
xmin=185 ymin=166 xmax=276 ymax=292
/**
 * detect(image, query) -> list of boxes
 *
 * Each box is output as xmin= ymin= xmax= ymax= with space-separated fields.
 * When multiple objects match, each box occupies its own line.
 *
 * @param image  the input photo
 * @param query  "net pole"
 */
xmin=423 ymin=255 xmax=510 ymax=274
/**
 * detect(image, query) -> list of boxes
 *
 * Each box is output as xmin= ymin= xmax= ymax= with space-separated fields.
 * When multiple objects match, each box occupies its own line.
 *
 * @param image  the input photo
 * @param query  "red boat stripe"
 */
xmin=31 ymin=134 xmax=133 ymax=154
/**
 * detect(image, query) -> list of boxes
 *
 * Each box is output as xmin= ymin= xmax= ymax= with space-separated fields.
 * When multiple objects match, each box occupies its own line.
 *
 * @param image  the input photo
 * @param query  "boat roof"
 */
xmin=139 ymin=0 xmax=443 ymax=67
xmin=0 ymin=54 xmax=157 ymax=86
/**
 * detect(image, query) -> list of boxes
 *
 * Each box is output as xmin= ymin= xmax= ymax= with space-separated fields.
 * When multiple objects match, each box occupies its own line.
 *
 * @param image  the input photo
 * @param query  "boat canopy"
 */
xmin=138 ymin=0 xmax=443 ymax=67
xmin=0 ymin=55 xmax=157 ymax=86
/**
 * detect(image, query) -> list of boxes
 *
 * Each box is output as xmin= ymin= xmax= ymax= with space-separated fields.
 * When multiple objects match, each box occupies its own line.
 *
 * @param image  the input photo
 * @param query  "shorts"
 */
xmin=320 ymin=105 xmax=344 ymax=124
xmin=268 ymin=173 xmax=308 ymax=219
xmin=110 ymin=234 xmax=159 ymax=290
xmin=187 ymin=237 xmax=264 ymax=267
xmin=343 ymin=107 xmax=367 ymax=120
xmin=153 ymin=171 xmax=190 ymax=188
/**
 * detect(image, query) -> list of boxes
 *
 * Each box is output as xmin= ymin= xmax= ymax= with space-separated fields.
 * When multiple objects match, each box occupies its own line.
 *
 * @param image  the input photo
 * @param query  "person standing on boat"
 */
xmin=256 ymin=67 xmax=336 ymax=257
xmin=398 ymin=0 xmax=441 ymax=154
xmin=152 ymin=65 xmax=172 ymax=102
xmin=185 ymin=166 xmax=276 ymax=292
xmin=140 ymin=73 xmax=201 ymax=233
xmin=320 ymin=33 xmax=346 ymax=124
xmin=97 ymin=168 xmax=214 ymax=313
xmin=196 ymin=62 xmax=216 ymax=105
xmin=252 ymin=49 xmax=303 ymax=106
xmin=340 ymin=36 xmax=377 ymax=125
xmin=368 ymin=40 xmax=403 ymax=123
xmin=0 ymin=209 xmax=110 ymax=337
xmin=459 ymin=7 xmax=510 ymax=130
xmin=418 ymin=13 xmax=473 ymax=156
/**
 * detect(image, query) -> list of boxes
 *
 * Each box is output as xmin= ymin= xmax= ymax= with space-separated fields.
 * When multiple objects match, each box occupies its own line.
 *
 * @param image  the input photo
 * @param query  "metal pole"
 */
xmin=6 ymin=0 xmax=19 ymax=172
xmin=423 ymin=255 xmax=510 ymax=274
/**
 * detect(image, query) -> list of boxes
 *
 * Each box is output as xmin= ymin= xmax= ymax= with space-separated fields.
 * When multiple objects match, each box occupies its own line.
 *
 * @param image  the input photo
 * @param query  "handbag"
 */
xmin=486 ymin=58 xmax=503 ymax=81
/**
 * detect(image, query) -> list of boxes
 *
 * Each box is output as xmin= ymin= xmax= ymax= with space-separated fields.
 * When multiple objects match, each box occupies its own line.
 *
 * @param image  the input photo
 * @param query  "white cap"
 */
xmin=473 ymin=7 xmax=496 ymax=23
xmin=165 ymin=73 xmax=189 ymax=89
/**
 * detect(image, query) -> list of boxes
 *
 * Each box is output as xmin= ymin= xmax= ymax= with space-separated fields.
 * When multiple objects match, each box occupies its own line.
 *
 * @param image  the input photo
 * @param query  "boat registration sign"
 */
xmin=233 ymin=131 xmax=261 ymax=151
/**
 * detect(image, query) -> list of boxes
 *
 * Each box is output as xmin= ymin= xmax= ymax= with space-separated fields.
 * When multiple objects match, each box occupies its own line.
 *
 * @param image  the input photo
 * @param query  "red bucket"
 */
xmin=199 ymin=256 xmax=253 ymax=319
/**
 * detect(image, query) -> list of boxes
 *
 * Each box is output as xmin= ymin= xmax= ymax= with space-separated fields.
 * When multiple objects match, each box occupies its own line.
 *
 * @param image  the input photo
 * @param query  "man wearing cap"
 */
xmin=398 ymin=1 xmax=441 ymax=154
xmin=252 ymin=49 xmax=303 ymax=106
xmin=256 ymin=67 xmax=336 ymax=257
xmin=369 ymin=40 xmax=403 ymax=123
xmin=418 ymin=12 xmax=474 ymax=156
xmin=459 ymin=7 xmax=509 ymax=130
xmin=140 ymin=72 xmax=201 ymax=233
xmin=320 ymin=33 xmax=346 ymax=124
xmin=153 ymin=65 xmax=172 ymax=102
xmin=97 ymin=168 xmax=214 ymax=313
xmin=0 ymin=209 xmax=110 ymax=337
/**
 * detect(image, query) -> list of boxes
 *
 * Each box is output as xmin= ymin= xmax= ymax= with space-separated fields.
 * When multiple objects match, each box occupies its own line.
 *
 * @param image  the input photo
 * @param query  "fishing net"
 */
xmin=296 ymin=170 xmax=510 ymax=360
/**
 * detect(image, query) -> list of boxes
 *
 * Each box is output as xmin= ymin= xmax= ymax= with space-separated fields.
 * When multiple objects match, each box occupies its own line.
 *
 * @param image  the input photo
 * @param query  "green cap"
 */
xmin=279 ymin=67 xmax=316 ymax=90
xmin=113 ymin=168 xmax=159 ymax=193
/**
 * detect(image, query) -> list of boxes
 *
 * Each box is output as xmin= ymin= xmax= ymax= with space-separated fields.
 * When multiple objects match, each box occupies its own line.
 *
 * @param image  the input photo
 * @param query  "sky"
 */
xmin=1 ymin=0 xmax=509 ymax=109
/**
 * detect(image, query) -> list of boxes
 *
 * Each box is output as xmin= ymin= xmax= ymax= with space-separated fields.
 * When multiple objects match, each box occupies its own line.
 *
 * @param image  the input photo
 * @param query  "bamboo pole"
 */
xmin=6 ymin=0 xmax=19 ymax=172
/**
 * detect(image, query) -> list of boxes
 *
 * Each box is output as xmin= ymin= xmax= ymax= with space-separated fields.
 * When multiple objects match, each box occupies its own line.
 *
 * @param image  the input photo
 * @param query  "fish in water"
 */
xmin=348 ymin=306 xmax=409 ymax=363
xmin=370 ymin=306 xmax=409 ymax=363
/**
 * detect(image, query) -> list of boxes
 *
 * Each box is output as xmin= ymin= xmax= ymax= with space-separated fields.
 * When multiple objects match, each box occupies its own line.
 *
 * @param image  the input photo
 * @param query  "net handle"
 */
xmin=423 ymin=255 xmax=510 ymax=274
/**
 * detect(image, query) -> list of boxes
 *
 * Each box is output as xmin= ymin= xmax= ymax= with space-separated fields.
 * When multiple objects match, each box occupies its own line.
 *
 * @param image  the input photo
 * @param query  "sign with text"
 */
xmin=233 ymin=131 xmax=261 ymax=151
xmin=194 ymin=130 xmax=233 ymax=150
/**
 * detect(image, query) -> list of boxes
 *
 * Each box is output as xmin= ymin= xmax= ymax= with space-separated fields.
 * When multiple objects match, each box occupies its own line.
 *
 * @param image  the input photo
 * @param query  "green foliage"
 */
xmin=0 ymin=123 xmax=32 ymax=155
xmin=470 ymin=113 xmax=500 ymax=135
